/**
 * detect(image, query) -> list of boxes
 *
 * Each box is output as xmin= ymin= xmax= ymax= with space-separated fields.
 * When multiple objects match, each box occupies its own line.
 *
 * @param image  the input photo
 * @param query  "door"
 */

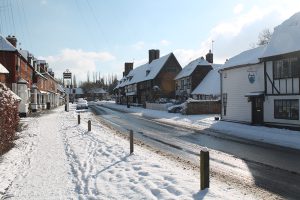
xmin=252 ymin=97 xmax=264 ymax=124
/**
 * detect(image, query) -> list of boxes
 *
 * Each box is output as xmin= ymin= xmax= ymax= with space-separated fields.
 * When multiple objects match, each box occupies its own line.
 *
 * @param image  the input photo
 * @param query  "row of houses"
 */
xmin=115 ymin=12 xmax=300 ymax=129
xmin=114 ymin=49 xmax=220 ymax=106
xmin=0 ymin=35 xmax=65 ymax=117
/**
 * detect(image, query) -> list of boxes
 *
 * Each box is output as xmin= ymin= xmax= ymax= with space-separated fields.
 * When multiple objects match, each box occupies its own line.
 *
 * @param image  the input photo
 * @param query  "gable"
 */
xmin=175 ymin=57 xmax=210 ymax=80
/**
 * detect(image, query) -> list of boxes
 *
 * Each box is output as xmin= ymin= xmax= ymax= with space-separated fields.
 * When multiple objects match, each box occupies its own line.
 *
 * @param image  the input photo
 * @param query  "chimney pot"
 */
xmin=149 ymin=49 xmax=160 ymax=63
xmin=124 ymin=62 xmax=133 ymax=77
xmin=6 ymin=35 xmax=17 ymax=48
xmin=206 ymin=49 xmax=213 ymax=63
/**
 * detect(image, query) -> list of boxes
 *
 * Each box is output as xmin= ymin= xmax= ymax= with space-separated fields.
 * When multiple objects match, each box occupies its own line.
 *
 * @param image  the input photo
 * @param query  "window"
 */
xmin=222 ymin=93 xmax=228 ymax=116
xmin=187 ymin=78 xmax=191 ymax=89
xmin=274 ymin=99 xmax=299 ymax=120
xmin=273 ymin=57 xmax=299 ymax=79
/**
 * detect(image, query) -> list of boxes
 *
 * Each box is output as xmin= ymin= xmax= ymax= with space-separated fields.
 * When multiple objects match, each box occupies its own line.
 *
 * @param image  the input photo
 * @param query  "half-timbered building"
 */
xmin=219 ymin=12 xmax=300 ymax=129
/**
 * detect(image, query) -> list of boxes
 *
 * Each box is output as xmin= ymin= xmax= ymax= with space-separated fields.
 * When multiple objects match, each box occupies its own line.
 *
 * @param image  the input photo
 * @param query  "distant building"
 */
xmin=191 ymin=64 xmax=222 ymax=100
xmin=115 ymin=49 xmax=182 ymax=105
xmin=175 ymin=55 xmax=212 ymax=101
xmin=87 ymin=88 xmax=107 ymax=100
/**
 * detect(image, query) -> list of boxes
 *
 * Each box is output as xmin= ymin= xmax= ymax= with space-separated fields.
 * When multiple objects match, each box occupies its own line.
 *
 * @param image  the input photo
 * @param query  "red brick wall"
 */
xmin=0 ymin=74 xmax=7 ymax=83
xmin=185 ymin=101 xmax=221 ymax=115
xmin=0 ymin=52 xmax=16 ymax=87
xmin=36 ymin=76 xmax=47 ymax=91
xmin=0 ymin=51 xmax=34 ymax=88
xmin=44 ymin=74 xmax=57 ymax=93
xmin=19 ymin=56 xmax=33 ymax=87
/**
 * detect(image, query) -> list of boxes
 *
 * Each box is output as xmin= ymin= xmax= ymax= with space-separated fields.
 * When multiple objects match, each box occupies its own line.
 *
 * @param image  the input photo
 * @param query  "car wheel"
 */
xmin=175 ymin=107 xmax=180 ymax=113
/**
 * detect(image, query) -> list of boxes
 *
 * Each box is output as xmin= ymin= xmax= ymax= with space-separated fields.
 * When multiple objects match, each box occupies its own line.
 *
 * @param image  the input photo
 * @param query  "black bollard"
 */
xmin=130 ymin=130 xmax=134 ymax=154
xmin=88 ymin=120 xmax=91 ymax=131
xmin=200 ymin=149 xmax=209 ymax=190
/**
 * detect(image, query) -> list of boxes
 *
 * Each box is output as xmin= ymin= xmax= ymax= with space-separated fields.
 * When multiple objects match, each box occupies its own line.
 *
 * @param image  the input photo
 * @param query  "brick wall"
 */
xmin=185 ymin=100 xmax=221 ymax=115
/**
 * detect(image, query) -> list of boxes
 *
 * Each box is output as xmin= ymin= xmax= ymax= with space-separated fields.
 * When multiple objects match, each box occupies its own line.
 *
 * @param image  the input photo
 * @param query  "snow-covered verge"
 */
xmin=0 ymin=118 xmax=39 ymax=197
xmin=0 ymin=105 xmax=279 ymax=199
xmin=96 ymin=101 xmax=300 ymax=150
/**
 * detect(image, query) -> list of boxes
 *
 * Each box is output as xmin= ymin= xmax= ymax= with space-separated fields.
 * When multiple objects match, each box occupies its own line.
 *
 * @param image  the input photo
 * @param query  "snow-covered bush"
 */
xmin=0 ymin=83 xmax=20 ymax=155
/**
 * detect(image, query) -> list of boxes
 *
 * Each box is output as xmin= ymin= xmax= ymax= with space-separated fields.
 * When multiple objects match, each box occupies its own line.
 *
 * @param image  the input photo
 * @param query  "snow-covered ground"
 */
xmin=0 ymin=105 xmax=281 ymax=199
xmin=96 ymin=101 xmax=300 ymax=151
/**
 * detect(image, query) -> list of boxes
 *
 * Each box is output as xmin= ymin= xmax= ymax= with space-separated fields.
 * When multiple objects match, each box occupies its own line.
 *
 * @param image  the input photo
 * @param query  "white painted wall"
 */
xmin=264 ymin=95 xmax=300 ymax=126
xmin=221 ymin=63 xmax=264 ymax=123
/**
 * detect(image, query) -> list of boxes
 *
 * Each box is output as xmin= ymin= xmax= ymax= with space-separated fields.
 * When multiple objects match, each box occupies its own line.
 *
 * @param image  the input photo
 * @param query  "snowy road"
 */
xmin=90 ymin=103 xmax=300 ymax=200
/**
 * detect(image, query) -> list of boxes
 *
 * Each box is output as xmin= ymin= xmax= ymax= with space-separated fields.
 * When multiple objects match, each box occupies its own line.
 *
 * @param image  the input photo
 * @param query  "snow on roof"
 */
xmin=191 ymin=68 xmax=220 ymax=95
xmin=0 ymin=82 xmax=21 ymax=101
xmin=0 ymin=63 xmax=9 ymax=73
xmin=0 ymin=35 xmax=16 ymax=51
xmin=18 ymin=49 xmax=29 ymax=60
xmin=89 ymin=88 xmax=107 ymax=94
xmin=35 ymin=71 xmax=47 ymax=79
xmin=116 ymin=53 xmax=172 ymax=88
xmin=262 ymin=12 xmax=300 ymax=58
xmin=175 ymin=57 xmax=210 ymax=80
xmin=114 ymin=76 xmax=127 ymax=89
xmin=57 ymin=84 xmax=65 ymax=93
xmin=37 ymin=60 xmax=46 ymax=65
xmin=220 ymin=45 xmax=266 ymax=70
xmin=17 ymin=78 xmax=28 ymax=84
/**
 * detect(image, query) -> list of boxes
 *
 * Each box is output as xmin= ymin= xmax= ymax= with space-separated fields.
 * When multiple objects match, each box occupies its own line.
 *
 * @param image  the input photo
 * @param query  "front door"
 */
xmin=252 ymin=97 xmax=264 ymax=124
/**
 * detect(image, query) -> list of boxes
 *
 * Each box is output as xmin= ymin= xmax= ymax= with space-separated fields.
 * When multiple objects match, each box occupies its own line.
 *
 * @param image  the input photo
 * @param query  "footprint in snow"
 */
xmin=138 ymin=171 xmax=149 ymax=176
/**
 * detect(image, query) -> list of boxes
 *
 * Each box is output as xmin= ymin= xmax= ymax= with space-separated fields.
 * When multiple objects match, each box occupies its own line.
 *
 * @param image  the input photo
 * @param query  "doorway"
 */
xmin=252 ymin=96 xmax=264 ymax=124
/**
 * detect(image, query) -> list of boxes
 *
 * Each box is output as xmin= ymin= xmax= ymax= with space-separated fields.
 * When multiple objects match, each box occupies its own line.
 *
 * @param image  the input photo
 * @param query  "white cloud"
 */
xmin=40 ymin=0 xmax=47 ymax=5
xmin=160 ymin=40 xmax=171 ymax=46
xmin=173 ymin=2 xmax=300 ymax=67
xmin=39 ymin=49 xmax=115 ymax=83
xmin=234 ymin=3 xmax=244 ymax=14
xmin=132 ymin=41 xmax=145 ymax=50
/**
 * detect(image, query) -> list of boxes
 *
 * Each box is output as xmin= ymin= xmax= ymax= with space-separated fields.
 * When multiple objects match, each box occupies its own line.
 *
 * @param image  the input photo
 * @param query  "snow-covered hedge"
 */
xmin=0 ymin=83 xmax=20 ymax=154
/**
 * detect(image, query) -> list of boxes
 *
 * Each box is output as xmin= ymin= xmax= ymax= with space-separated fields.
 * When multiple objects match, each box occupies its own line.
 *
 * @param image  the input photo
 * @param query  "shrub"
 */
xmin=0 ymin=83 xmax=20 ymax=155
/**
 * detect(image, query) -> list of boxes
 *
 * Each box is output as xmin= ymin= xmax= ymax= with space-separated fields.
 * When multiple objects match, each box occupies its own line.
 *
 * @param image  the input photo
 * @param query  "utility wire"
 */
xmin=8 ymin=0 xmax=16 ymax=34
xmin=74 ymin=0 xmax=97 ymax=50
xmin=85 ymin=0 xmax=110 ymax=48
xmin=18 ymin=0 xmax=33 ymax=50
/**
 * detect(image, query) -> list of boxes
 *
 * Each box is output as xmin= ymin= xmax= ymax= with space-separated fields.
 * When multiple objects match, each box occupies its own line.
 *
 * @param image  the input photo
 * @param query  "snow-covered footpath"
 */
xmin=0 ymin=105 xmax=280 ymax=199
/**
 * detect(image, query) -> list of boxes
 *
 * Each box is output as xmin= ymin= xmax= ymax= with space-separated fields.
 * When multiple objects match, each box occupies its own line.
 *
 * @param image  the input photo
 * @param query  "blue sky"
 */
xmin=1 ymin=0 xmax=300 ymax=82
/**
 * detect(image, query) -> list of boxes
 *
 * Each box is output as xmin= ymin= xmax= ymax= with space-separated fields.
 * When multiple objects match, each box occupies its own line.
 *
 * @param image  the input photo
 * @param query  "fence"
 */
xmin=146 ymin=102 xmax=173 ymax=111
xmin=184 ymin=100 xmax=221 ymax=115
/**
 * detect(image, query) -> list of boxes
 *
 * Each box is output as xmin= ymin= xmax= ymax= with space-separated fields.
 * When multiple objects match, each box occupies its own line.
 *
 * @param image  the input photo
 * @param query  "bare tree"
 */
xmin=73 ymin=75 xmax=77 ymax=88
xmin=87 ymin=71 xmax=90 ymax=83
xmin=257 ymin=28 xmax=272 ymax=46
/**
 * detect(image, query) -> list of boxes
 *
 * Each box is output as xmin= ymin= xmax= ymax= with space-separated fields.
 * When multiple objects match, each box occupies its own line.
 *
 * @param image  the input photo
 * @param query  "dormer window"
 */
xmin=146 ymin=69 xmax=150 ymax=76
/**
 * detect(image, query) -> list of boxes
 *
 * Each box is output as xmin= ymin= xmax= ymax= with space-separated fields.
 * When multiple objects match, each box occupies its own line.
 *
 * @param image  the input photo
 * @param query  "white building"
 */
xmin=219 ymin=12 xmax=300 ymax=129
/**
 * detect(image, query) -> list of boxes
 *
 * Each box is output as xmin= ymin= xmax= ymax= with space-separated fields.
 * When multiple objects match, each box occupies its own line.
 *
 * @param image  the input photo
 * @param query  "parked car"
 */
xmin=167 ymin=102 xmax=185 ymax=113
xmin=76 ymin=99 xmax=88 ymax=110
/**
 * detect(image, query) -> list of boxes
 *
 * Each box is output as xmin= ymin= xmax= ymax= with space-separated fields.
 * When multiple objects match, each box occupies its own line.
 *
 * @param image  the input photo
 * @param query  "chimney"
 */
xmin=149 ymin=49 xmax=160 ymax=63
xmin=6 ymin=35 xmax=17 ymax=48
xmin=206 ymin=50 xmax=213 ymax=63
xmin=124 ymin=62 xmax=133 ymax=77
